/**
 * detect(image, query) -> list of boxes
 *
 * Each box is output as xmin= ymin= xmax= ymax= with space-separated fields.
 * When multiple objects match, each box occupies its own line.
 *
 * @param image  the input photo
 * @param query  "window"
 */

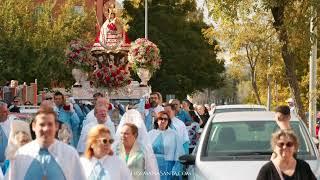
xmin=201 ymin=121 xmax=316 ymax=161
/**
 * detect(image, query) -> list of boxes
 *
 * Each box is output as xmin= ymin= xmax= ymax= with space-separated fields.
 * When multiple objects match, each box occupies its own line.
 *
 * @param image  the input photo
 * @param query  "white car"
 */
xmin=213 ymin=104 xmax=267 ymax=114
xmin=180 ymin=111 xmax=320 ymax=180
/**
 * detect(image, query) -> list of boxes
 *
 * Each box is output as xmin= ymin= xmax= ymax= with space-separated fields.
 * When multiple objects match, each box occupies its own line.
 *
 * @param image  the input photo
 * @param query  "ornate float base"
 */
xmin=94 ymin=81 xmax=151 ymax=99
xmin=72 ymin=81 xmax=151 ymax=100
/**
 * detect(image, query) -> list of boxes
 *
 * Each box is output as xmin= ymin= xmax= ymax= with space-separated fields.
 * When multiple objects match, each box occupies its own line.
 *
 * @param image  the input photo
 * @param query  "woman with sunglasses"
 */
xmin=81 ymin=125 xmax=132 ymax=180
xmin=148 ymin=111 xmax=184 ymax=180
xmin=257 ymin=130 xmax=316 ymax=180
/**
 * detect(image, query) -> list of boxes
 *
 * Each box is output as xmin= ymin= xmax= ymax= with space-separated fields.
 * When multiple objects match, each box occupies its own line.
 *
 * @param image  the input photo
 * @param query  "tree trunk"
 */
xmin=271 ymin=6 xmax=306 ymax=123
xmin=251 ymin=69 xmax=262 ymax=105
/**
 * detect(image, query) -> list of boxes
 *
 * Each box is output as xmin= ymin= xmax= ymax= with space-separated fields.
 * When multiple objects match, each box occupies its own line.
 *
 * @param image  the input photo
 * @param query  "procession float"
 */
xmin=67 ymin=0 xmax=161 ymax=102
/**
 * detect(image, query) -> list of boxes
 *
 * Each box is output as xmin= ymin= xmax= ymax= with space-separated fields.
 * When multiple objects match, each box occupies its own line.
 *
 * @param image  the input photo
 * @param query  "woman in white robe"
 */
xmin=3 ymin=120 xmax=32 ymax=176
xmin=80 ymin=124 xmax=131 ymax=180
xmin=148 ymin=111 xmax=185 ymax=180
xmin=114 ymin=123 xmax=159 ymax=180
xmin=115 ymin=109 xmax=149 ymax=145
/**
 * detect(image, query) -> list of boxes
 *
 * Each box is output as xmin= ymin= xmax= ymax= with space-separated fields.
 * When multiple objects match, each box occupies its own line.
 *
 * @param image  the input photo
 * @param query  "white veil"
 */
xmin=114 ymin=109 xmax=159 ymax=180
xmin=115 ymin=109 xmax=149 ymax=145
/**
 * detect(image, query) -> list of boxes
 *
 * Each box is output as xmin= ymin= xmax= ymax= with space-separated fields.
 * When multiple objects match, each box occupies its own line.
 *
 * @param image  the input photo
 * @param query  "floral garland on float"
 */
xmin=128 ymin=38 xmax=161 ymax=86
xmin=65 ymin=39 xmax=95 ymax=87
xmin=92 ymin=63 xmax=131 ymax=88
xmin=65 ymin=39 xmax=94 ymax=71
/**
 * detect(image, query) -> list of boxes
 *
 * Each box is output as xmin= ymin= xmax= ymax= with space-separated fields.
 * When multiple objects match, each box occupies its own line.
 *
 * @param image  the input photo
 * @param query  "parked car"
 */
xmin=10 ymin=106 xmax=39 ymax=123
xmin=212 ymin=104 xmax=267 ymax=114
xmin=180 ymin=111 xmax=320 ymax=180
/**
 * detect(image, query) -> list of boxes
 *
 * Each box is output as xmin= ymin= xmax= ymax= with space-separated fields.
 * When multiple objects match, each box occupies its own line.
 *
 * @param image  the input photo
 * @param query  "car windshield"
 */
xmin=214 ymin=108 xmax=266 ymax=114
xmin=201 ymin=121 xmax=317 ymax=161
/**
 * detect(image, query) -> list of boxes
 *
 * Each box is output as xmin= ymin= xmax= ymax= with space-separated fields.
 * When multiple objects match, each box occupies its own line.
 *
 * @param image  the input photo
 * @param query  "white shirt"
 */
xmin=77 ymin=117 xmax=115 ymax=153
xmin=82 ymin=110 xmax=95 ymax=127
xmin=80 ymin=155 xmax=132 ymax=180
xmin=171 ymin=117 xmax=190 ymax=144
xmin=82 ymin=105 xmax=115 ymax=127
xmin=145 ymin=105 xmax=164 ymax=116
xmin=7 ymin=140 xmax=86 ymax=180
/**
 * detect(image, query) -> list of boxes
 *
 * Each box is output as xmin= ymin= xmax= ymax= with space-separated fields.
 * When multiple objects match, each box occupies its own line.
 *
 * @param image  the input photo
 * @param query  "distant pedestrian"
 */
xmin=171 ymin=99 xmax=191 ymax=125
xmin=196 ymin=105 xmax=209 ymax=128
xmin=274 ymin=105 xmax=291 ymax=130
xmin=8 ymin=96 xmax=21 ymax=113
xmin=286 ymin=98 xmax=296 ymax=115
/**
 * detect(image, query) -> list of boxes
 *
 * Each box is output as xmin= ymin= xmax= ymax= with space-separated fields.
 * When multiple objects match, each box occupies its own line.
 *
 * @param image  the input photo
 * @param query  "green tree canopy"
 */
xmin=0 ymin=0 xmax=95 ymax=88
xmin=123 ymin=0 xmax=225 ymax=99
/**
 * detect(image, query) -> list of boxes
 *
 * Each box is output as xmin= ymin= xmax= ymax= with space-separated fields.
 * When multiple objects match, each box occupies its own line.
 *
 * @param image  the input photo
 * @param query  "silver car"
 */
xmin=213 ymin=104 xmax=267 ymax=114
xmin=180 ymin=111 xmax=320 ymax=179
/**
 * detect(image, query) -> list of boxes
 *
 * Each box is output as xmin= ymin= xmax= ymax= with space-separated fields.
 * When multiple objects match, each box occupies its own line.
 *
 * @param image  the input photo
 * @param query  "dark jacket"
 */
xmin=256 ymin=159 xmax=316 ymax=180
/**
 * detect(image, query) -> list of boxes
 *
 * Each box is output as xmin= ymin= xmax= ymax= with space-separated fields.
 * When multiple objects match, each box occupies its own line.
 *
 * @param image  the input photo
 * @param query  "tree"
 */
xmin=0 ymin=0 xmax=95 ymax=88
xmin=203 ymin=8 xmax=279 ymax=105
xmin=206 ymin=0 xmax=320 ymax=123
xmin=122 ymin=0 xmax=225 ymax=99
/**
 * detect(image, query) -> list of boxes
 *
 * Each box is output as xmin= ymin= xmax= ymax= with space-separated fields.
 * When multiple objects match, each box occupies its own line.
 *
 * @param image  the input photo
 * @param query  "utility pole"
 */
xmin=145 ymin=0 xmax=148 ymax=39
xmin=308 ymin=8 xmax=317 ymax=136
xmin=267 ymin=47 xmax=272 ymax=111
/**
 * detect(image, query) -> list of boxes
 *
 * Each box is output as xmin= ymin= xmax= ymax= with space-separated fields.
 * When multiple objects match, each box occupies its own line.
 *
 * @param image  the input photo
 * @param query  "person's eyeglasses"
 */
xmin=97 ymin=138 xmax=114 ymax=145
xmin=13 ymin=101 xmax=19 ymax=103
xmin=276 ymin=142 xmax=294 ymax=148
xmin=46 ymin=97 xmax=53 ymax=100
xmin=158 ymin=117 xmax=169 ymax=121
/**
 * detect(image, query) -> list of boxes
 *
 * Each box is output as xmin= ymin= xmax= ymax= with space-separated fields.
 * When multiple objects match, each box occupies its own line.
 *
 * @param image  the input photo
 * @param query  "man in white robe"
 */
xmin=145 ymin=92 xmax=164 ymax=131
xmin=77 ymin=106 xmax=115 ymax=153
xmin=81 ymin=96 xmax=114 ymax=127
xmin=164 ymin=103 xmax=190 ymax=154
xmin=8 ymin=109 xmax=86 ymax=180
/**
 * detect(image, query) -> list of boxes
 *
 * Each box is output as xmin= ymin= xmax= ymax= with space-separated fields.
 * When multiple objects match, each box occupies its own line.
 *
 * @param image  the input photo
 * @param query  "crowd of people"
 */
xmin=0 ymin=91 xmax=213 ymax=180
xmin=0 ymin=90 xmax=317 ymax=180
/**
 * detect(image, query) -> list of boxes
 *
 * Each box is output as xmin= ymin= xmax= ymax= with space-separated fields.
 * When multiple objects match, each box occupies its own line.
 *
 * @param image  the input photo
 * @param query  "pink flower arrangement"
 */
xmin=65 ymin=39 xmax=94 ymax=71
xmin=128 ymin=38 xmax=161 ymax=73
xmin=93 ymin=64 xmax=131 ymax=88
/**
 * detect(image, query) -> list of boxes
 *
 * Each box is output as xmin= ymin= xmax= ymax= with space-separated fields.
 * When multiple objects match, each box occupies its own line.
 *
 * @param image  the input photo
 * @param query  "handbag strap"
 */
xmin=272 ymin=160 xmax=285 ymax=180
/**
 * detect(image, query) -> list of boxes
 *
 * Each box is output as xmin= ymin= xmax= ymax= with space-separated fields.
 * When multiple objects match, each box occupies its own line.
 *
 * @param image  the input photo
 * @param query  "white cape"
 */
xmin=80 ymin=155 xmax=132 ymax=180
xmin=148 ymin=129 xmax=185 ymax=161
xmin=8 ymin=140 xmax=86 ymax=180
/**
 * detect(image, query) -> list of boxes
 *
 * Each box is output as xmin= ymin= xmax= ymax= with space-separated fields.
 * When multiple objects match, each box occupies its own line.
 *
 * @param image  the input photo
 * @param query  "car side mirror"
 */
xmin=179 ymin=154 xmax=195 ymax=165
